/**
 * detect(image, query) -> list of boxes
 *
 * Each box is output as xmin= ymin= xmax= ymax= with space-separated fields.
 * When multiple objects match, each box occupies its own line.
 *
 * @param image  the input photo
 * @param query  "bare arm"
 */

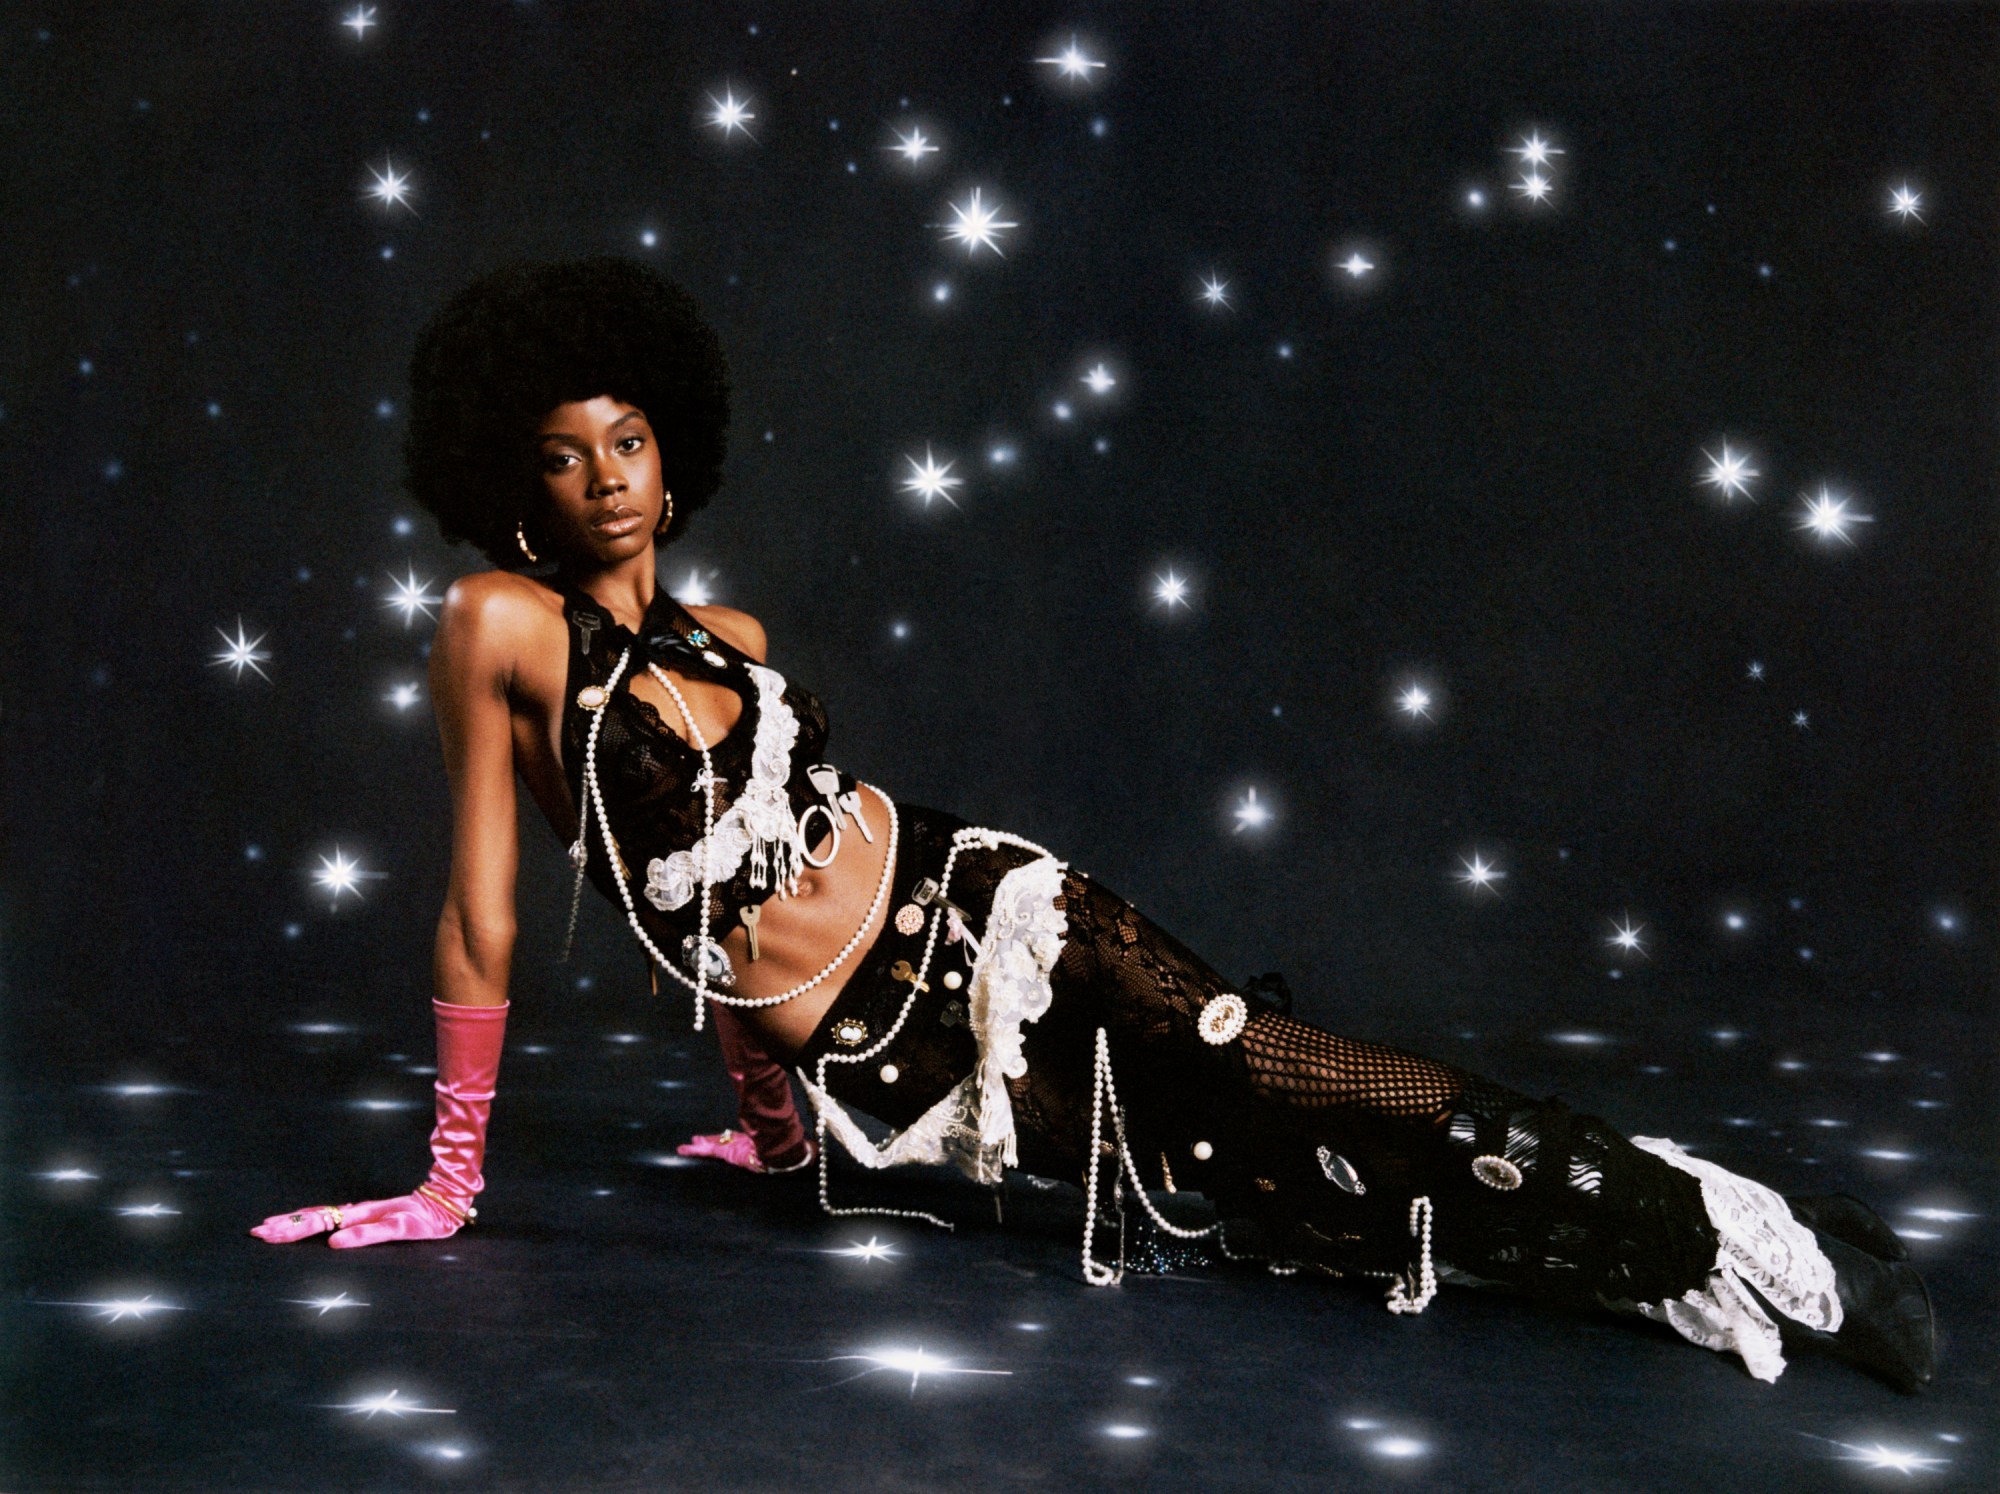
xmin=429 ymin=577 xmax=526 ymax=1008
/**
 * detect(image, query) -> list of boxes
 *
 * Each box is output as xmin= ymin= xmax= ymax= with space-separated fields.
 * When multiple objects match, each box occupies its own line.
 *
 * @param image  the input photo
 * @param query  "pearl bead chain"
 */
xmin=811 ymin=825 xmax=1057 ymax=1234
xmin=1081 ymin=1025 xmax=1221 ymax=1287
xmin=1384 ymin=1195 xmax=1437 ymax=1314
xmin=575 ymin=645 xmax=899 ymax=1033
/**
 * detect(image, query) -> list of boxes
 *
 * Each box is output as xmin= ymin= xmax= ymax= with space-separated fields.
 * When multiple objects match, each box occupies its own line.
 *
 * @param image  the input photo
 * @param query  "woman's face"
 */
xmin=533 ymin=394 xmax=667 ymax=567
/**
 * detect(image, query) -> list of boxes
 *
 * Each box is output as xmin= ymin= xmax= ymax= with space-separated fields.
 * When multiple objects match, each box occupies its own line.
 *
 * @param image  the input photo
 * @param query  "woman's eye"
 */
xmin=618 ymin=435 xmax=644 ymax=452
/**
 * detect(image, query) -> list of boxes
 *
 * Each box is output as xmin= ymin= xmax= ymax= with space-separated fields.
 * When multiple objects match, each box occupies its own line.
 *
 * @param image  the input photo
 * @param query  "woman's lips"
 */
xmin=591 ymin=510 xmax=643 ymax=537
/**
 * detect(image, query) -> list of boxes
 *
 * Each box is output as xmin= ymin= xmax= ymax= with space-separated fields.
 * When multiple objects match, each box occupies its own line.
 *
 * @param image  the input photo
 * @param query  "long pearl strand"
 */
xmin=576 ymin=644 xmax=899 ymax=1032
xmin=810 ymin=825 xmax=1057 ymax=1233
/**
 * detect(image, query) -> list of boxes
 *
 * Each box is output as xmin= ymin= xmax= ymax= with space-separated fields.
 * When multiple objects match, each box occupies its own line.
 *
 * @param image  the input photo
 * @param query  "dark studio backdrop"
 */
xmin=3 ymin=0 xmax=1996 ymax=1299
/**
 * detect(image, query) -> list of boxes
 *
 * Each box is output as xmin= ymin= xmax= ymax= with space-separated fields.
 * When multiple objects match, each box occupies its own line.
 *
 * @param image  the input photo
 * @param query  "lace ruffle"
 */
xmin=643 ymin=662 xmax=803 ymax=911
xmin=800 ymin=852 xmax=1067 ymax=1187
xmin=1624 ymin=1136 xmax=1842 ymax=1383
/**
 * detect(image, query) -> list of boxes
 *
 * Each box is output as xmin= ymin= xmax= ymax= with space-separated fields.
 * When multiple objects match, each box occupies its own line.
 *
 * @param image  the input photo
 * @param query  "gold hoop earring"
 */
xmin=516 ymin=522 xmax=540 ymax=564
xmin=655 ymin=490 xmax=675 ymax=538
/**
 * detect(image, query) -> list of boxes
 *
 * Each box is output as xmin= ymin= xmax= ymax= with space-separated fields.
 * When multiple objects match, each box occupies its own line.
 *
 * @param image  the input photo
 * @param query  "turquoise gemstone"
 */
xmin=688 ymin=628 xmax=711 ymax=647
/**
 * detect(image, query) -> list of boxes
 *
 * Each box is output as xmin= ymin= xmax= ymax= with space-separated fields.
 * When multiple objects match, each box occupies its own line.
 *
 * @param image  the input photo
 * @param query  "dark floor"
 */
xmin=7 ymin=998 xmax=1993 ymax=1493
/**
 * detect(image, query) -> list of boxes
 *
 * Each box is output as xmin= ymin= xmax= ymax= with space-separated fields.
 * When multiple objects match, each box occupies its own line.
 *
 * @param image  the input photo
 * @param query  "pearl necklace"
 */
xmin=575 ymin=643 xmax=899 ymax=1031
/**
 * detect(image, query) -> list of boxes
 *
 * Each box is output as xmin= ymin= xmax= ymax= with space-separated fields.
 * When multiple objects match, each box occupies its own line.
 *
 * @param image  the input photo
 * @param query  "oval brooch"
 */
xmin=1197 ymin=993 xmax=1249 ymax=1046
xmin=1472 ymin=1155 xmax=1524 ymax=1191
xmin=831 ymin=1018 xmax=870 ymax=1049
xmin=576 ymin=685 xmax=609 ymax=711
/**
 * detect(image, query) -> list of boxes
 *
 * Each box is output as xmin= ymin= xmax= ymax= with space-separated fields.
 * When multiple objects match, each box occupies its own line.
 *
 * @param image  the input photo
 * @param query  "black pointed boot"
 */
xmin=1805 ymin=1230 xmax=1936 ymax=1393
xmin=1785 ymin=1192 xmax=1909 ymax=1262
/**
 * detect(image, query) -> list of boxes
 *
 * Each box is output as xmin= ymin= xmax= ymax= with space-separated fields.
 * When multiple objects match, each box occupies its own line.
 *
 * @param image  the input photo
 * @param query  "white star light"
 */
xmin=1454 ymin=853 xmax=1505 ymax=893
xmin=1793 ymin=710 xmax=1811 ymax=729
xmin=939 ymin=188 xmax=1018 ymax=257
xmin=1511 ymin=170 xmax=1554 ymax=205
xmin=1887 ymin=183 xmax=1926 ymax=225
xmin=1232 ymin=788 xmax=1273 ymax=833
xmin=1036 ymin=36 xmax=1106 ymax=81
xmin=704 ymin=89 xmax=757 ymax=140
xmin=827 ymin=1346 xmax=1012 ymax=1394
xmin=1152 ymin=569 xmax=1191 ymax=610
xmin=1198 ymin=272 xmax=1232 ymax=309
xmin=1395 ymin=684 xmax=1434 ymax=721
xmin=1605 ymin=914 xmax=1649 ymax=957
xmin=311 ymin=846 xmax=381 ymax=903
xmin=37 ymin=1168 xmax=99 ymax=1182
xmin=1826 ymin=1439 xmax=1949 ymax=1475
xmin=899 ymin=446 xmax=964 ymax=509
xmin=285 ymin=1292 xmax=370 ymax=1316
xmin=362 ymin=158 xmax=415 ymax=212
xmin=342 ymin=5 xmax=377 ymax=38
xmin=1699 ymin=442 xmax=1760 ymax=502
xmin=826 ymin=1237 xmax=899 ymax=1262
xmin=885 ymin=126 xmax=939 ymax=163
xmin=1796 ymin=485 xmax=1874 ymax=546
xmin=1747 ymin=661 xmax=1765 ymax=680
xmin=1508 ymin=130 xmax=1565 ymax=168
xmin=209 ymin=618 xmax=272 ymax=681
xmin=1336 ymin=251 xmax=1376 ymax=279
xmin=324 ymin=1388 xmax=456 ymax=1420
xmin=49 ymin=1295 xmax=185 ymax=1322
xmin=1081 ymin=363 xmax=1117 ymax=395
xmin=383 ymin=567 xmax=441 ymax=626
xmin=115 ymin=1202 xmax=182 ymax=1217
xmin=385 ymin=681 xmax=422 ymax=711
xmin=669 ymin=567 xmax=719 ymax=608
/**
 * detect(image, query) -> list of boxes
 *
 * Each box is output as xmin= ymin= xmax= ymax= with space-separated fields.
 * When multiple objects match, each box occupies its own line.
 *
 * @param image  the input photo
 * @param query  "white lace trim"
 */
xmin=799 ymin=853 xmax=1067 ymax=1187
xmin=1625 ymin=1135 xmax=1842 ymax=1383
xmin=642 ymin=662 xmax=803 ymax=911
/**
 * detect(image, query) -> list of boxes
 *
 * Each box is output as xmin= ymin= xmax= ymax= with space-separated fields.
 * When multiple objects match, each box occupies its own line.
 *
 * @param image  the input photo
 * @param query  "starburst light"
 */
xmin=323 ymin=1388 xmax=456 ymax=1419
xmin=210 ymin=618 xmax=272 ymax=681
xmin=311 ymin=846 xmax=382 ymax=903
xmin=939 ymin=188 xmax=1017 ymax=257
xmin=704 ymin=89 xmax=756 ymax=140
xmin=826 ymin=1237 xmax=899 ymax=1262
xmin=1336 ymin=252 xmax=1375 ymax=279
xmin=1198 ymin=272 xmax=1232 ymax=309
xmin=899 ymin=446 xmax=964 ymax=509
xmin=1795 ymin=486 xmax=1874 ymax=546
xmin=1606 ymin=915 xmax=1648 ymax=956
xmin=885 ymin=126 xmax=938 ymax=163
xmin=383 ymin=567 xmax=441 ymax=626
xmin=47 ymin=1295 xmax=185 ymax=1322
xmin=1887 ymin=183 xmax=1926 ymax=225
xmin=1081 ymin=363 xmax=1117 ymax=394
xmin=1395 ymin=685 xmax=1434 ymax=721
xmin=827 ymin=1346 xmax=1012 ymax=1394
xmin=362 ymin=158 xmax=415 ymax=212
xmin=1035 ymin=36 xmax=1106 ymax=81
xmin=1454 ymin=853 xmax=1505 ymax=893
xmin=669 ymin=567 xmax=718 ymax=607
xmin=1152 ymin=570 xmax=1191 ymax=610
xmin=1232 ymin=788 xmax=1273 ymax=833
xmin=342 ymin=5 xmax=377 ymax=38
xmin=1508 ymin=131 xmax=1565 ymax=168
xmin=385 ymin=682 xmax=422 ymax=711
xmin=1699 ymin=443 xmax=1759 ymax=502
xmin=286 ymin=1292 xmax=370 ymax=1316
xmin=1512 ymin=170 xmax=1554 ymax=205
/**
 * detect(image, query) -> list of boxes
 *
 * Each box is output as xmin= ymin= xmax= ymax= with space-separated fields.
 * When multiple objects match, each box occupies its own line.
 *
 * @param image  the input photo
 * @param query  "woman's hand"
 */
xmin=249 ymin=1190 xmax=464 ymax=1248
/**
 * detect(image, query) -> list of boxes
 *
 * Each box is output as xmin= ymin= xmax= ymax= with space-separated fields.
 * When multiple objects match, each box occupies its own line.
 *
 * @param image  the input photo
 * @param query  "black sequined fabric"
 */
xmin=802 ymin=824 xmax=1721 ymax=1311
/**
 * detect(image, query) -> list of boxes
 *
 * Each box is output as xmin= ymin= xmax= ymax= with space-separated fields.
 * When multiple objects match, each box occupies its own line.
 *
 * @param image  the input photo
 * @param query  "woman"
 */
xmin=252 ymin=257 xmax=1934 ymax=1392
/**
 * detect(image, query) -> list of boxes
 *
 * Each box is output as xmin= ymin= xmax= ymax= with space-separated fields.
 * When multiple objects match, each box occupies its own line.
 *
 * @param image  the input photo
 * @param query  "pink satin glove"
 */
xmin=676 ymin=1129 xmax=769 ymax=1172
xmin=250 ymin=1190 xmax=464 ymax=1248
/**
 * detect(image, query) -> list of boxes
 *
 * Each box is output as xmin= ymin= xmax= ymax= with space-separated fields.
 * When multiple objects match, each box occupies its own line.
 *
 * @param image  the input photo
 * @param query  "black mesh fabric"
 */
xmin=803 ymin=823 xmax=1722 ymax=1311
xmin=557 ymin=585 xmax=838 ymax=952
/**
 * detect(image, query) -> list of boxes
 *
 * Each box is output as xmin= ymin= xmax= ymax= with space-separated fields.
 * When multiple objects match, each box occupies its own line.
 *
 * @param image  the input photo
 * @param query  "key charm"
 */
xmin=888 ymin=958 xmax=930 ymax=994
xmin=837 ymin=787 xmax=876 ymax=842
xmin=739 ymin=902 xmax=761 ymax=961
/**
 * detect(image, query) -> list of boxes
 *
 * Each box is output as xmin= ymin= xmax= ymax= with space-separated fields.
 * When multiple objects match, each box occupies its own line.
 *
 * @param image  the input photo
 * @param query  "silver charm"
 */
xmin=837 ymin=787 xmax=876 ymax=842
xmin=1472 ymin=1154 xmax=1524 ymax=1190
xmin=1316 ymin=1145 xmax=1366 ymax=1195
xmin=1197 ymin=993 xmax=1249 ymax=1046
xmin=680 ymin=935 xmax=736 ymax=988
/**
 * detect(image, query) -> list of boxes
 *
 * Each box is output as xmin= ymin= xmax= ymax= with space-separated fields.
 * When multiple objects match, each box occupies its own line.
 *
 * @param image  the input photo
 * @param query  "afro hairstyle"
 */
xmin=402 ymin=256 xmax=730 ymax=567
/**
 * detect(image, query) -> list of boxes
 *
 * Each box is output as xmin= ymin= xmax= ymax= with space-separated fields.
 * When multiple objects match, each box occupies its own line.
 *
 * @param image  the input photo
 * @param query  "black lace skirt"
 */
xmin=797 ymin=802 xmax=1720 ymax=1308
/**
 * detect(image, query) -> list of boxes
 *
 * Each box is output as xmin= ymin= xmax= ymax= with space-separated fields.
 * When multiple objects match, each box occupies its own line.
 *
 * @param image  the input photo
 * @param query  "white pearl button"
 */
xmin=942 ymin=969 xmax=963 ymax=990
xmin=879 ymin=1064 xmax=900 ymax=1084
xmin=1192 ymin=1140 xmax=1213 ymax=1160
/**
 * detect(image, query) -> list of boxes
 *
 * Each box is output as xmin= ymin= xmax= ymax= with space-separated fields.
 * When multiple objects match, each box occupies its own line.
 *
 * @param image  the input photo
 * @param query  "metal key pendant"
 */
xmin=739 ymin=902 xmax=761 ymax=961
xmin=888 ymin=958 xmax=930 ymax=994
xmin=838 ymin=788 xmax=876 ymax=843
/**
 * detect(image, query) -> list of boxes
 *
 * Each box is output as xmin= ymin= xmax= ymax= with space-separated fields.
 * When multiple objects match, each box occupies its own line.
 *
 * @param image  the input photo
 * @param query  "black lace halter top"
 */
xmin=557 ymin=583 xmax=841 ymax=947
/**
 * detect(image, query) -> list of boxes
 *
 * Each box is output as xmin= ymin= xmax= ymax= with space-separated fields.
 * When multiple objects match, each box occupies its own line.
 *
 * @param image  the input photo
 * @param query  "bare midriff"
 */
xmin=707 ymin=781 xmax=896 ymax=1061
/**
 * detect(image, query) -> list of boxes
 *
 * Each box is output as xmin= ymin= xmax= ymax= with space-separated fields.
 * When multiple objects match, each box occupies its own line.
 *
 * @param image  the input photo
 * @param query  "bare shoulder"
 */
xmin=688 ymin=603 xmax=766 ymax=662
xmin=434 ymin=570 xmax=564 ymax=677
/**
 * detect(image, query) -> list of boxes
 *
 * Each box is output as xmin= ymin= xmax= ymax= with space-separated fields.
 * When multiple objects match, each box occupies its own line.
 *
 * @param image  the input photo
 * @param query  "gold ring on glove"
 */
xmin=416 ymin=1183 xmax=474 ymax=1225
xmin=320 ymin=1205 xmax=345 ymax=1230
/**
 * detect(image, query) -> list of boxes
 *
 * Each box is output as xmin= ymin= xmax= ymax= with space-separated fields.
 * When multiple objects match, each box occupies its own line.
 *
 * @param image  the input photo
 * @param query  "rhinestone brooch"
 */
xmin=893 ymin=903 xmax=925 ymax=936
xmin=1197 ymin=993 xmax=1249 ymax=1046
xmin=1472 ymin=1155 xmax=1523 ymax=1190
xmin=576 ymin=685 xmax=609 ymax=710
xmin=832 ymin=1018 xmax=870 ymax=1048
